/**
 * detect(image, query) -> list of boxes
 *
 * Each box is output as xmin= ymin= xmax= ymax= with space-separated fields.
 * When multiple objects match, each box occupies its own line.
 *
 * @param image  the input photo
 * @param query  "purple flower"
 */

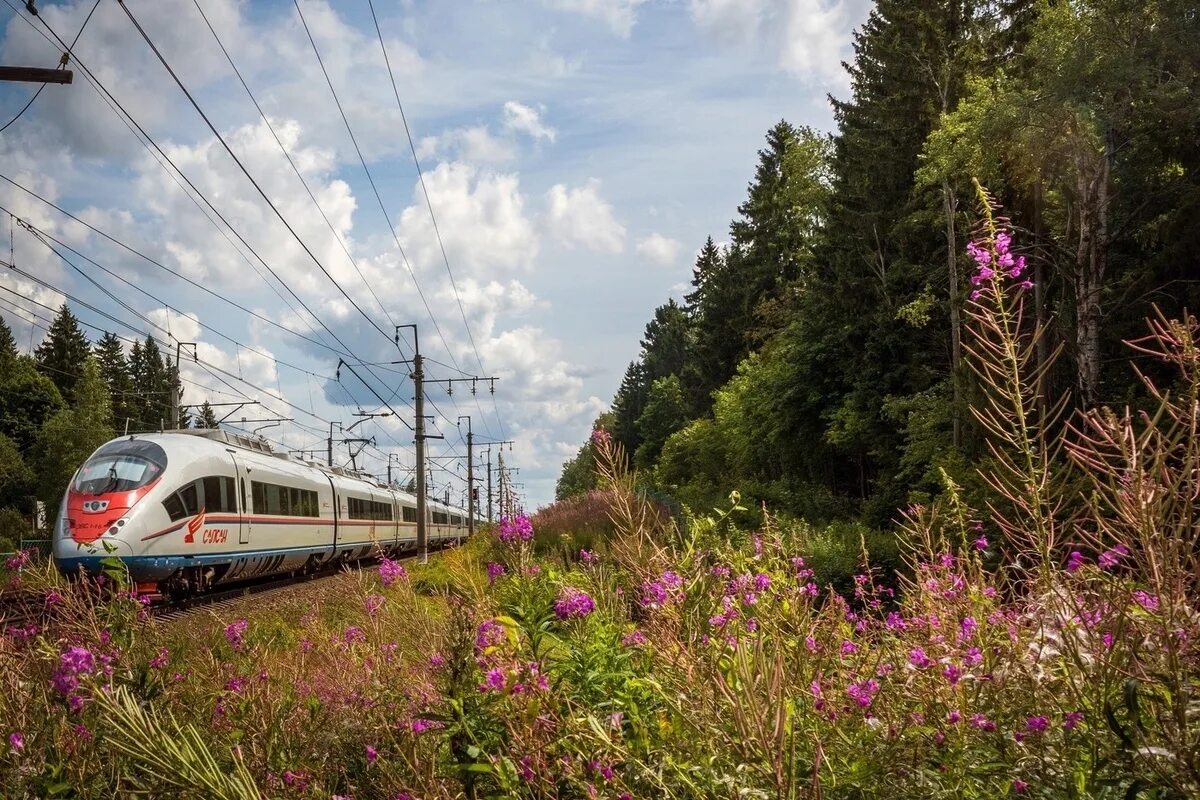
xmin=579 ymin=549 xmax=598 ymax=565
xmin=973 ymin=535 xmax=988 ymax=550
xmin=963 ymin=646 xmax=983 ymax=666
xmin=1098 ymin=545 xmax=1130 ymax=569
xmin=343 ymin=626 xmax=366 ymax=645
xmin=554 ymin=587 xmax=596 ymax=620
xmin=621 ymin=629 xmax=648 ymax=647
xmin=1064 ymin=711 xmax=1084 ymax=731
xmin=8 ymin=732 xmax=23 ymax=751
xmin=224 ymin=620 xmax=249 ymax=651
xmin=475 ymin=619 xmax=506 ymax=652
xmin=908 ymin=648 xmax=933 ymax=669
xmin=496 ymin=514 xmax=534 ymax=545
xmin=60 ymin=646 xmax=95 ymax=675
xmin=942 ymin=664 xmax=962 ymax=685
xmin=1133 ymin=590 xmax=1160 ymax=612
xmin=411 ymin=718 xmax=434 ymax=734
xmin=379 ymin=557 xmax=408 ymax=588
xmin=1013 ymin=778 xmax=1028 ymax=793
xmin=364 ymin=594 xmax=385 ymax=616
xmin=365 ymin=745 xmax=378 ymax=764
xmin=840 ymin=640 xmax=857 ymax=655
xmin=1066 ymin=550 xmax=1087 ymax=572
xmin=224 ymin=676 xmax=248 ymax=694
xmin=970 ymin=713 xmax=996 ymax=732
xmin=753 ymin=572 xmax=771 ymax=592
xmin=846 ymin=679 xmax=880 ymax=709
xmin=480 ymin=668 xmax=507 ymax=693
xmin=1025 ymin=715 xmax=1049 ymax=733
xmin=885 ymin=612 xmax=907 ymax=631
xmin=590 ymin=428 xmax=611 ymax=447
xmin=486 ymin=562 xmax=506 ymax=584
xmin=149 ymin=648 xmax=169 ymax=670
xmin=948 ymin=710 xmax=961 ymax=724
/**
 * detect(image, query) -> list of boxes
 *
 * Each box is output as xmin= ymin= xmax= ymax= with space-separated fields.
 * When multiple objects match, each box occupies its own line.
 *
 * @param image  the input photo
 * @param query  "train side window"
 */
xmin=201 ymin=476 xmax=237 ymax=513
xmin=402 ymin=506 xmax=416 ymax=522
xmin=162 ymin=492 xmax=185 ymax=521
xmin=178 ymin=482 xmax=199 ymax=517
xmin=252 ymin=481 xmax=266 ymax=514
xmin=240 ymin=478 xmax=246 ymax=513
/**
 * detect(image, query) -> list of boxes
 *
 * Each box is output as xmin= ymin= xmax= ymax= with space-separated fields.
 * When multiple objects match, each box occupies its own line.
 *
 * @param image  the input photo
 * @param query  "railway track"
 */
xmin=1 ymin=551 xmax=426 ymax=631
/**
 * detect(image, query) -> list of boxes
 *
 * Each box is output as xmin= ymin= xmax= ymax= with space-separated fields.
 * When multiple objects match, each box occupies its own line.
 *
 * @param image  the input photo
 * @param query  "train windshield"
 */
xmin=73 ymin=440 xmax=167 ymax=495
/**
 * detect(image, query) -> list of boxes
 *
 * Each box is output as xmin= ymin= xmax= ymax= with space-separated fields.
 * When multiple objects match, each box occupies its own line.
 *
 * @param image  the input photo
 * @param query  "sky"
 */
xmin=0 ymin=0 xmax=871 ymax=509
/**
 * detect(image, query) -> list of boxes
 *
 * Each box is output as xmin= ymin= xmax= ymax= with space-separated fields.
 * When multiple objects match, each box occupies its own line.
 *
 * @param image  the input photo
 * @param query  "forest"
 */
xmin=0 ymin=308 xmax=220 ymax=551
xmin=557 ymin=0 xmax=1200 ymax=526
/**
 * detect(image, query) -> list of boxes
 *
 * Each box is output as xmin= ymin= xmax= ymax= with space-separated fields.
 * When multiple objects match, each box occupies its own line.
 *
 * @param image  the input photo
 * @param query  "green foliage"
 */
xmin=633 ymin=375 xmax=686 ymax=469
xmin=0 ymin=354 xmax=64 ymax=456
xmin=32 ymin=356 xmax=115 ymax=507
xmin=34 ymin=304 xmax=91 ymax=405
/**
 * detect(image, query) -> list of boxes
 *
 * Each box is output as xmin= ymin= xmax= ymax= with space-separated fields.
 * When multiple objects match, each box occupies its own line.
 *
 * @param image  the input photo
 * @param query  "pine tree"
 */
xmin=0 ymin=315 xmax=17 ymax=367
xmin=93 ymin=332 xmax=137 ymax=434
xmin=634 ymin=375 xmax=687 ymax=469
xmin=640 ymin=301 xmax=689 ymax=383
xmin=684 ymin=238 xmax=742 ymax=415
xmin=610 ymin=361 xmax=648 ymax=457
xmin=195 ymin=400 xmax=219 ymax=429
xmin=34 ymin=304 xmax=91 ymax=405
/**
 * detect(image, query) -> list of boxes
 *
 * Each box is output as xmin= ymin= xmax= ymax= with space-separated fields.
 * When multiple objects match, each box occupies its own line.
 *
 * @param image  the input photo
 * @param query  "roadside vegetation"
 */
xmin=3 ymin=208 xmax=1197 ymax=798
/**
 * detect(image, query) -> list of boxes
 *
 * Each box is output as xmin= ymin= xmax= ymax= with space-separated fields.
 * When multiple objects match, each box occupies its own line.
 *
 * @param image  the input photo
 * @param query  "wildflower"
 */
xmin=149 ymin=648 xmax=169 ymax=670
xmin=224 ymin=620 xmax=249 ymax=651
xmin=364 ymin=594 xmax=385 ymax=616
xmin=973 ymin=535 xmax=988 ymax=550
xmin=1013 ymin=779 xmax=1028 ymax=793
xmin=908 ymin=648 xmax=933 ymax=669
xmin=496 ymin=514 xmax=534 ymax=545
xmin=1098 ymin=545 xmax=1130 ymax=569
xmin=579 ymin=549 xmax=598 ymax=565
xmin=1066 ymin=550 xmax=1087 ymax=572
xmin=5 ymin=549 xmax=31 ymax=570
xmin=942 ymin=664 xmax=962 ymax=685
xmin=411 ymin=718 xmax=435 ymax=734
xmin=608 ymin=711 xmax=624 ymax=729
xmin=621 ymin=629 xmax=648 ymax=647
xmin=963 ymin=646 xmax=983 ymax=666
xmin=1133 ymin=590 xmax=1159 ymax=612
xmin=1064 ymin=711 xmax=1084 ymax=731
xmin=753 ymin=572 xmax=771 ymax=592
xmin=661 ymin=570 xmax=683 ymax=590
xmin=1102 ymin=632 xmax=1115 ymax=649
xmin=379 ymin=557 xmax=408 ymax=588
xmin=44 ymin=589 xmax=63 ymax=606
xmin=804 ymin=636 xmax=818 ymax=652
xmin=948 ymin=710 xmax=961 ymax=724
xmin=840 ymin=640 xmax=858 ymax=655
xmin=365 ymin=745 xmax=378 ymax=764
xmin=886 ymin=612 xmax=907 ymax=631
xmin=225 ymin=676 xmax=248 ymax=694
xmin=8 ymin=732 xmax=23 ymax=751
xmin=554 ymin=587 xmax=596 ymax=620
xmin=475 ymin=620 xmax=506 ymax=653
xmin=590 ymin=428 xmax=611 ymax=447
xmin=1025 ymin=715 xmax=1049 ymax=733
xmin=480 ymin=668 xmax=506 ymax=693
xmin=428 ymin=653 xmax=446 ymax=669
xmin=67 ymin=694 xmax=85 ymax=713
xmin=61 ymin=646 xmax=95 ymax=675
xmin=846 ymin=679 xmax=880 ymax=709
xmin=343 ymin=626 xmax=366 ymax=645
xmin=517 ymin=755 xmax=535 ymax=782
xmin=970 ymin=714 xmax=996 ymax=732
xmin=711 ymin=564 xmax=731 ymax=578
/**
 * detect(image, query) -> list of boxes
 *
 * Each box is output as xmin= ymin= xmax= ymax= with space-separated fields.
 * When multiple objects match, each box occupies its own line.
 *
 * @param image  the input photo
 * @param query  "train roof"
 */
xmin=111 ymin=429 xmax=471 ymax=516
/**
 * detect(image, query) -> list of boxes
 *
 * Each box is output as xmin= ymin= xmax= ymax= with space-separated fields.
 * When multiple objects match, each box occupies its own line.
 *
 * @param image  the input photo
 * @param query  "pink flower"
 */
xmin=149 ymin=648 xmax=169 ymax=670
xmin=475 ymin=620 xmax=506 ymax=652
xmin=1026 ymin=715 xmax=1049 ymax=733
xmin=224 ymin=620 xmax=249 ymax=651
xmin=621 ymin=629 xmax=648 ymax=647
xmin=1064 ymin=711 xmax=1084 ymax=731
xmin=846 ymin=679 xmax=879 ymax=709
xmin=973 ymin=535 xmax=988 ymax=551
xmin=379 ymin=557 xmax=409 ymax=588
xmin=365 ymin=745 xmax=378 ymax=763
xmin=970 ymin=714 xmax=996 ymax=732
xmin=1013 ymin=778 xmax=1028 ymax=793
xmin=496 ymin=514 xmax=534 ymax=545
xmin=1098 ymin=545 xmax=1129 ymax=569
xmin=480 ymin=668 xmax=507 ymax=693
xmin=590 ymin=428 xmax=611 ymax=447
xmin=1133 ymin=591 xmax=1160 ymax=612
xmin=554 ymin=587 xmax=596 ymax=620
xmin=908 ymin=648 xmax=933 ymax=669
xmin=8 ymin=732 xmax=23 ymax=751
xmin=411 ymin=718 xmax=436 ymax=734
xmin=1066 ymin=550 xmax=1087 ymax=572
xmin=578 ymin=549 xmax=598 ymax=565
xmin=840 ymin=640 xmax=858 ymax=655
xmin=364 ymin=594 xmax=385 ymax=616
xmin=486 ymin=562 xmax=506 ymax=584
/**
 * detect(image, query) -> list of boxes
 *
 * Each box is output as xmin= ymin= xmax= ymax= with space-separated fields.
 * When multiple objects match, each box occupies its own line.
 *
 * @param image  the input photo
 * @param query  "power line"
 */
xmin=0 ymin=0 xmax=99 ymax=133
xmin=367 ymin=0 xmax=506 ymax=443
xmin=190 ymin=0 xmax=399 ymax=336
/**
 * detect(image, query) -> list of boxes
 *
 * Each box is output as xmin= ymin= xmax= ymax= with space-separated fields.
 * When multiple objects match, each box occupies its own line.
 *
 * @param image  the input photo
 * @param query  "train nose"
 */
xmin=53 ymin=535 xmax=135 ymax=578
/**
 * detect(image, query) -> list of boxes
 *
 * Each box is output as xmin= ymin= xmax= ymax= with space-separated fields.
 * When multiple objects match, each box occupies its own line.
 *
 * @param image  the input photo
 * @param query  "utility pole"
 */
xmin=398 ymin=324 xmax=442 ymax=563
xmin=458 ymin=416 xmax=474 ymax=538
xmin=486 ymin=446 xmax=493 ymax=525
xmin=327 ymin=420 xmax=340 ymax=467
xmin=171 ymin=342 xmax=196 ymax=430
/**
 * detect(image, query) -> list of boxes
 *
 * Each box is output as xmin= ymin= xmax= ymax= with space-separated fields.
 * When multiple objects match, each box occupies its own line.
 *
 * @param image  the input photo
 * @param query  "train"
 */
xmin=53 ymin=428 xmax=472 ymax=597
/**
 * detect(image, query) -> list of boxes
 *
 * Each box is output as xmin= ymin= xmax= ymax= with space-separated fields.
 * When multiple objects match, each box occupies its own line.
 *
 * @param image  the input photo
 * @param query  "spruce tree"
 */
xmin=34 ymin=304 xmax=91 ymax=405
xmin=196 ymin=401 xmax=219 ymax=429
xmin=0 ymin=315 xmax=17 ymax=367
xmin=93 ymin=333 xmax=137 ymax=434
xmin=610 ymin=361 xmax=648 ymax=457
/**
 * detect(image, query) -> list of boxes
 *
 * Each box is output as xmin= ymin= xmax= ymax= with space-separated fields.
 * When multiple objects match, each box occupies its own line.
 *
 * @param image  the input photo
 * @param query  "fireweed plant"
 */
xmin=2 ymin=186 xmax=1199 ymax=798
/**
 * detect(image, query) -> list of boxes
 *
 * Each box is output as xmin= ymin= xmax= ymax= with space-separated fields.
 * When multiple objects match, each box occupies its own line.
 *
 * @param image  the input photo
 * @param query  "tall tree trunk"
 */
xmin=1073 ymin=138 xmax=1111 ymax=409
xmin=1033 ymin=176 xmax=1048 ymax=422
xmin=943 ymin=178 xmax=962 ymax=448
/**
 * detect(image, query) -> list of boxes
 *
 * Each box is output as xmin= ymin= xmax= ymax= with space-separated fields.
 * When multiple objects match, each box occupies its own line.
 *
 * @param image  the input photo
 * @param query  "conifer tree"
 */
xmin=34 ymin=304 xmax=91 ymax=404
xmin=195 ymin=401 xmax=219 ymax=429
xmin=0 ymin=315 xmax=17 ymax=367
xmin=93 ymin=332 xmax=137 ymax=434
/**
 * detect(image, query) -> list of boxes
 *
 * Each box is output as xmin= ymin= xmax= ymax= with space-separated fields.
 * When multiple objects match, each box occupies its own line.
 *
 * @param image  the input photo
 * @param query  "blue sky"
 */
xmin=0 ymin=0 xmax=870 ymax=507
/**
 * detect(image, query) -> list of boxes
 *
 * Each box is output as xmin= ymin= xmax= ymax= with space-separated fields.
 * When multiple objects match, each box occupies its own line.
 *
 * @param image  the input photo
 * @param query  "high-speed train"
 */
xmin=53 ymin=429 xmax=472 ymax=597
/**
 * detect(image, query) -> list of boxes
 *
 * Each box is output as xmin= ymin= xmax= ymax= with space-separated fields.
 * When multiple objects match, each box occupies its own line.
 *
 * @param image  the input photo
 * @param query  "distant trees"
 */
xmin=559 ymin=0 xmax=1200 ymax=526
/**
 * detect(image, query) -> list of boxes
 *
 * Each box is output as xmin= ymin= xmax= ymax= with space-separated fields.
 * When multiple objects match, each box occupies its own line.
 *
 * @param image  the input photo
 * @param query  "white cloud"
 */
xmin=636 ymin=233 xmax=682 ymax=267
xmin=543 ymin=180 xmax=625 ymax=253
xmin=397 ymin=162 xmax=539 ymax=276
xmin=542 ymin=0 xmax=648 ymax=36
xmin=416 ymin=126 xmax=517 ymax=164
xmin=689 ymin=0 xmax=769 ymax=43
xmin=502 ymin=101 xmax=557 ymax=143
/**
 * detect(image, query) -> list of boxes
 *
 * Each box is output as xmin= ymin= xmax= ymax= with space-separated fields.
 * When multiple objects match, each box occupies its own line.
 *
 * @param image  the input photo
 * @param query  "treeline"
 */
xmin=558 ymin=0 xmax=1199 ymax=524
xmin=0 ymin=306 xmax=218 ymax=549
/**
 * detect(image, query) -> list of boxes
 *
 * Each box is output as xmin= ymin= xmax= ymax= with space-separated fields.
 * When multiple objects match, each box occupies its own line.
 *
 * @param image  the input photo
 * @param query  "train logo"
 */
xmin=183 ymin=509 xmax=206 ymax=544
xmin=82 ymin=500 xmax=109 ymax=514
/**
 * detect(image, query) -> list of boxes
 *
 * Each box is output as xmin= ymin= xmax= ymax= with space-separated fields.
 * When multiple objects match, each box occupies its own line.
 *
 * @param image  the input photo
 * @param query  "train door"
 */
xmin=228 ymin=451 xmax=250 ymax=545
